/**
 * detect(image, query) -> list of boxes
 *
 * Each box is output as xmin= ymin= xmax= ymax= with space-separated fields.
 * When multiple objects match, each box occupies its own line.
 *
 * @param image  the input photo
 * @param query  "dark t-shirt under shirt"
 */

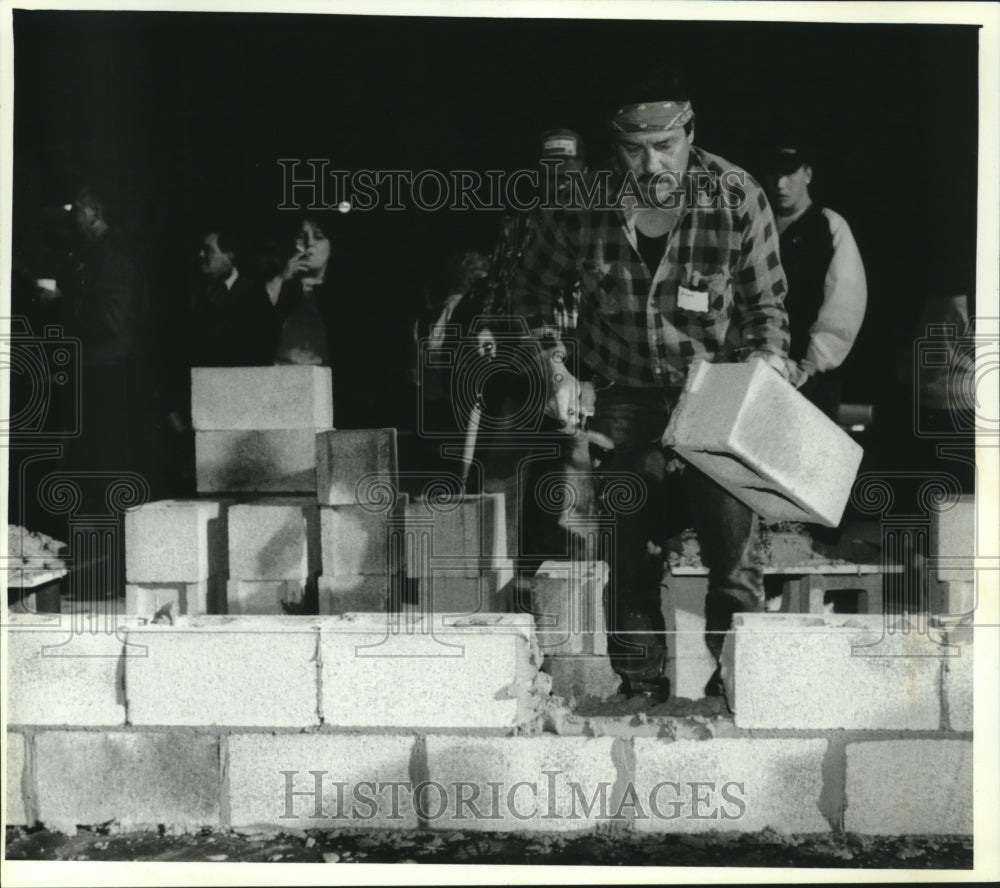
xmin=636 ymin=230 xmax=669 ymax=276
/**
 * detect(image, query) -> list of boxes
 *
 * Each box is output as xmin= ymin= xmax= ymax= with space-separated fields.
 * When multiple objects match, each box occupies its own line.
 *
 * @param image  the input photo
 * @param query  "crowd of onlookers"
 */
xmin=8 ymin=132 xmax=593 ymax=512
xmin=10 ymin=122 xmax=975 ymax=553
xmin=9 ymin=187 xmax=424 ymax=517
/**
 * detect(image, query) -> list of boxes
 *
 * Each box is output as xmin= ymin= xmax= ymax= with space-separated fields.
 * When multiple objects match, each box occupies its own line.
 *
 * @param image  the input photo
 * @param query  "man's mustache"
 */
xmin=635 ymin=171 xmax=684 ymax=186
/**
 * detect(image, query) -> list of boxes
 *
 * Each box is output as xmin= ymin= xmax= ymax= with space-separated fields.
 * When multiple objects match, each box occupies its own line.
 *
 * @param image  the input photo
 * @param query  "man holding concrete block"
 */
xmin=511 ymin=70 xmax=792 ymax=701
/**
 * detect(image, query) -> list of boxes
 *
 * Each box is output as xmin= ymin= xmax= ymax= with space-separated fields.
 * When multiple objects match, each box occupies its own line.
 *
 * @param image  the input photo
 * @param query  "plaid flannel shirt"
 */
xmin=510 ymin=146 xmax=790 ymax=388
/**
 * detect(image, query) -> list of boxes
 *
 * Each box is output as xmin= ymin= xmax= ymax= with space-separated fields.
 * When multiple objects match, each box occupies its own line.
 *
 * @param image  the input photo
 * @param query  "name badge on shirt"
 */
xmin=678 ymin=281 xmax=709 ymax=313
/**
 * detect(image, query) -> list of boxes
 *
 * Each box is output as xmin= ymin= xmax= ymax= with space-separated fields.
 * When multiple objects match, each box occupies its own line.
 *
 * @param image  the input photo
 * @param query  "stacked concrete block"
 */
xmin=780 ymin=571 xmax=885 ymax=616
xmin=7 ymin=602 xmax=975 ymax=836
xmin=543 ymin=654 xmax=622 ymax=705
xmin=420 ymin=562 xmax=515 ymax=616
xmin=319 ymin=493 xmax=407 ymax=614
xmin=405 ymin=493 xmax=511 ymax=613
xmin=227 ymin=734 xmax=418 ymax=829
xmin=942 ymin=634 xmax=973 ymax=732
xmin=227 ymin=499 xmax=320 ymax=614
xmin=404 ymin=493 xmax=509 ymax=574
xmin=929 ymin=493 xmax=976 ymax=619
xmin=424 ymin=735 xmax=617 ymax=832
xmin=928 ymin=580 xmax=977 ymax=621
xmin=124 ymin=499 xmax=227 ymax=581
xmin=124 ymin=616 xmax=321 ymax=727
xmin=662 ymin=574 xmax=717 ymax=701
xmin=5 ymin=731 xmax=28 ymax=826
xmin=320 ymin=495 xmax=407 ymax=576
xmin=524 ymin=561 xmax=608 ymax=657
xmin=125 ymin=579 xmax=222 ymax=618
xmin=192 ymin=366 xmax=333 ymax=493
xmin=663 ymin=359 xmax=863 ymax=526
xmin=226 ymin=578 xmax=310 ymax=614
xmin=929 ymin=493 xmax=975 ymax=580
xmin=124 ymin=499 xmax=228 ymax=616
xmin=844 ymin=740 xmax=972 ymax=834
xmin=196 ymin=430 xmax=321 ymax=493
xmin=632 ymin=738 xmax=830 ymax=834
xmin=318 ymin=574 xmax=391 ymax=614
xmin=517 ymin=561 xmax=615 ymax=705
xmin=33 ymin=732 xmax=222 ymax=834
xmin=316 ymin=428 xmax=398 ymax=506
xmin=6 ymin=614 xmax=128 ymax=726
xmin=318 ymin=613 xmax=538 ymax=728
xmin=720 ymin=613 xmax=944 ymax=729
xmin=191 ymin=366 xmax=333 ymax=431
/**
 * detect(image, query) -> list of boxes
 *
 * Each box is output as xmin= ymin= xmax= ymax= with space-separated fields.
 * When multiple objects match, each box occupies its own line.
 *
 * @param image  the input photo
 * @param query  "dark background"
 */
xmin=10 ymin=10 xmax=981 ymax=479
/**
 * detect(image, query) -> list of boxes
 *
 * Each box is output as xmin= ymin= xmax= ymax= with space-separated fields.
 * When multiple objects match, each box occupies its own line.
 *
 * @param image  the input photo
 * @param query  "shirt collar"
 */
xmin=224 ymin=267 xmax=239 ymax=291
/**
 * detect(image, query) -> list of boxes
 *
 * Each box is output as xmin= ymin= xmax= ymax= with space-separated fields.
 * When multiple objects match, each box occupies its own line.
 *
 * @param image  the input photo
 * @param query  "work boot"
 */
xmin=619 ymin=675 xmax=671 ymax=704
xmin=704 ymin=666 xmax=724 ymax=697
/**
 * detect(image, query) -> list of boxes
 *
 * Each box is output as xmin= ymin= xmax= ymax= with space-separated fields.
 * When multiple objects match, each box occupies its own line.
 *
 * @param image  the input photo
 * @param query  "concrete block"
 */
xmin=196 ymin=429 xmax=318 ymax=493
xmin=125 ymin=499 xmax=226 ymax=583
xmin=226 ymin=579 xmax=309 ymax=615
xmin=34 ymin=731 xmax=220 ymax=832
xmin=320 ymin=497 xmax=407 ymax=576
xmin=544 ymin=655 xmax=622 ymax=705
xmin=424 ymin=735 xmax=617 ymax=831
xmin=5 ymin=731 xmax=28 ymax=826
xmin=943 ymin=638 xmax=973 ymax=732
xmin=929 ymin=580 xmax=977 ymax=618
xmin=228 ymin=733 xmax=417 ymax=829
xmin=125 ymin=617 xmax=320 ymax=727
xmin=7 ymin=580 xmax=63 ymax=616
xmin=845 ymin=740 xmax=972 ymax=835
xmin=632 ymin=738 xmax=829 ymax=833
xmin=318 ymin=613 xmax=538 ymax=728
xmin=420 ymin=562 xmax=514 ymax=616
xmin=781 ymin=572 xmax=886 ymax=616
xmin=666 ymin=574 xmax=717 ymax=701
xmin=191 ymin=365 xmax=333 ymax=431
xmin=721 ymin=613 xmax=943 ymax=730
xmin=228 ymin=501 xmax=319 ymax=580
xmin=125 ymin=579 xmax=224 ymax=617
xmin=318 ymin=575 xmax=390 ymax=614
xmin=524 ymin=562 xmax=607 ymax=656
xmin=6 ymin=615 xmax=127 ymax=726
xmin=663 ymin=359 xmax=863 ymax=526
xmin=929 ymin=494 xmax=975 ymax=582
xmin=484 ymin=471 xmax=520 ymax=566
xmin=316 ymin=428 xmax=397 ymax=506
xmin=405 ymin=493 xmax=507 ymax=579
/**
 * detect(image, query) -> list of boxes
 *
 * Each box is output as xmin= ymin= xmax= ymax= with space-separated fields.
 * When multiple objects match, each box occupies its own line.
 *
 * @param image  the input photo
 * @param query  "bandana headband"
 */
xmin=611 ymin=100 xmax=694 ymax=134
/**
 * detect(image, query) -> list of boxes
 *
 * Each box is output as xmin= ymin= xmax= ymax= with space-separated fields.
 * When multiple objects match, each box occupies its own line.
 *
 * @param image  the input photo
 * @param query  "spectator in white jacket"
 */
xmin=764 ymin=145 xmax=867 ymax=420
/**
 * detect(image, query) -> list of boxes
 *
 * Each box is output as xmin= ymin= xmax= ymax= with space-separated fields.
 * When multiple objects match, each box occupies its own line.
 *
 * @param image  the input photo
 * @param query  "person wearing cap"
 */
xmin=511 ymin=78 xmax=791 ymax=702
xmin=478 ymin=127 xmax=589 ymax=333
xmin=763 ymin=146 xmax=867 ymax=421
xmin=462 ymin=129 xmax=593 ymax=572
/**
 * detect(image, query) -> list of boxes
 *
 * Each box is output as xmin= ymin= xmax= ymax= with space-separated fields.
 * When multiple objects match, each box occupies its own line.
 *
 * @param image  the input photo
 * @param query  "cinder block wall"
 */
xmin=4 ymin=613 xmax=973 ymax=837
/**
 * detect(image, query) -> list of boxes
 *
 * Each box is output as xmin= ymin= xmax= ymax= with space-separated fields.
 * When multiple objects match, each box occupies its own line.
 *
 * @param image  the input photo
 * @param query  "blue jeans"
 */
xmin=586 ymin=384 xmax=763 ymax=683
